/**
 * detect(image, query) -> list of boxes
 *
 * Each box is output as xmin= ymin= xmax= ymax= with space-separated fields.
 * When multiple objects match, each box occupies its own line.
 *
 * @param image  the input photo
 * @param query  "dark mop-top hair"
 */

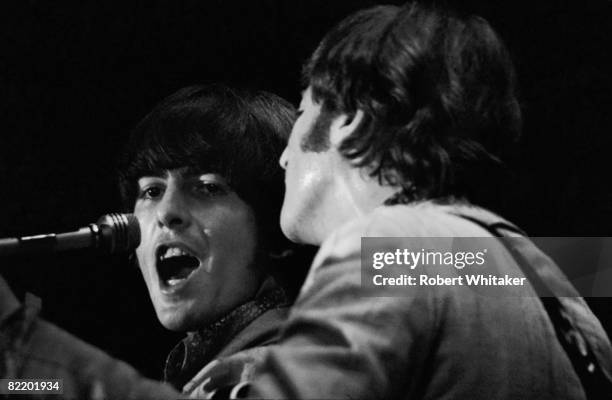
xmin=303 ymin=2 xmax=521 ymax=208
xmin=118 ymin=84 xmax=295 ymax=263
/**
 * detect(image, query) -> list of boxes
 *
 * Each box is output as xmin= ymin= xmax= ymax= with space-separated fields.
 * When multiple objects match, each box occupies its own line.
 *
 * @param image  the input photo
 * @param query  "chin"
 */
xmin=157 ymin=309 xmax=196 ymax=332
xmin=281 ymin=220 xmax=320 ymax=246
xmin=281 ymin=215 xmax=307 ymax=244
xmin=281 ymin=200 xmax=328 ymax=246
xmin=280 ymin=223 xmax=302 ymax=244
xmin=159 ymin=316 xmax=186 ymax=332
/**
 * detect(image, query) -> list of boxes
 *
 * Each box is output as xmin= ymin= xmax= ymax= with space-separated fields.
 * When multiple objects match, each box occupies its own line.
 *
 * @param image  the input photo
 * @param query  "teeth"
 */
xmin=166 ymin=278 xmax=185 ymax=286
xmin=160 ymin=246 xmax=192 ymax=261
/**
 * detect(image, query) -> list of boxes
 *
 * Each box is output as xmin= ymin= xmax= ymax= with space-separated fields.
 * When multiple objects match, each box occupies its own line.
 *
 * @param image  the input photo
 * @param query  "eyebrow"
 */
xmin=137 ymin=170 xmax=167 ymax=179
xmin=136 ymin=167 xmax=195 ymax=181
xmin=176 ymin=167 xmax=229 ymax=183
xmin=137 ymin=167 xmax=224 ymax=182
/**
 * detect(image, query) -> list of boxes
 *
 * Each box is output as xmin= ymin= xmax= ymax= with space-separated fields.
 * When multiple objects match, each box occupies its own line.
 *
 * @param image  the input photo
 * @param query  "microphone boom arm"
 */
xmin=0 ymin=214 xmax=140 ymax=257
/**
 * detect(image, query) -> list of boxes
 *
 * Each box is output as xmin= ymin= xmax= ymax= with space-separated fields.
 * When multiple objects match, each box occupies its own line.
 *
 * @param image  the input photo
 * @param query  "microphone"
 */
xmin=0 ymin=213 xmax=141 ymax=257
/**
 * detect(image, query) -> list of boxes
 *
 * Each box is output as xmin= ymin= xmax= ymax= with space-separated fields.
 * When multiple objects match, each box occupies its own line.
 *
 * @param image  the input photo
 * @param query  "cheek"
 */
xmin=134 ymin=246 xmax=155 ymax=288
xmin=224 ymin=213 xmax=256 ymax=254
xmin=203 ymin=203 xmax=258 ymax=260
xmin=288 ymin=156 xmax=330 ymax=198
xmin=133 ymin=212 xmax=150 ymax=257
xmin=135 ymin=246 xmax=147 ymax=271
xmin=298 ymin=168 xmax=322 ymax=191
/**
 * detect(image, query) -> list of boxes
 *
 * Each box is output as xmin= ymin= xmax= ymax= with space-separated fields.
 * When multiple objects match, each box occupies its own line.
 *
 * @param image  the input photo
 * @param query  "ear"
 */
xmin=329 ymin=110 xmax=364 ymax=148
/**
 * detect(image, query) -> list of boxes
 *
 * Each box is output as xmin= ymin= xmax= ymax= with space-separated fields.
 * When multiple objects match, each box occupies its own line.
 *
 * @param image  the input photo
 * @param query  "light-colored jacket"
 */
xmin=251 ymin=202 xmax=612 ymax=399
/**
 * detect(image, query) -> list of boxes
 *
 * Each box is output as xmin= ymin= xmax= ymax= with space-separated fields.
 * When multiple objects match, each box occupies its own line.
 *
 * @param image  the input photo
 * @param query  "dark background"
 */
xmin=1 ymin=0 xmax=611 ymax=379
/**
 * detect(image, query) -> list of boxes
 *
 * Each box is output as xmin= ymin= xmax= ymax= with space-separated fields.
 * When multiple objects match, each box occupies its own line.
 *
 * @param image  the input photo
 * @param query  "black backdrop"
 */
xmin=1 ymin=0 xmax=611 ymax=379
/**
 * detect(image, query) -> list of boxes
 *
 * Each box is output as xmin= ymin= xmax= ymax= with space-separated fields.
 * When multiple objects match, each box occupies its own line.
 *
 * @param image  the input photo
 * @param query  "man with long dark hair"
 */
xmin=117 ymin=84 xmax=310 ymax=396
xmin=247 ymin=3 xmax=612 ymax=399
xmin=0 ymin=85 xmax=308 ymax=398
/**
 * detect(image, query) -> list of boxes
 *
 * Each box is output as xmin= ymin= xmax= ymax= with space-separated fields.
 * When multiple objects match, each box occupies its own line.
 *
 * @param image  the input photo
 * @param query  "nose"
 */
xmin=156 ymin=187 xmax=190 ymax=230
xmin=279 ymin=146 xmax=289 ymax=170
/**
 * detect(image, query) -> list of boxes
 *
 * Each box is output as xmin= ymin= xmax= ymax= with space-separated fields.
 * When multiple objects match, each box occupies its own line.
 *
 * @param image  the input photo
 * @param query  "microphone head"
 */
xmin=96 ymin=213 xmax=141 ymax=254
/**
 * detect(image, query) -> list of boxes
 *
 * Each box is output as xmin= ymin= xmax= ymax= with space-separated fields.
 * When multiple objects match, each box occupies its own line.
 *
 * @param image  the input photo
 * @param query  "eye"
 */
xmin=194 ymin=181 xmax=227 ymax=197
xmin=138 ymin=185 xmax=164 ymax=200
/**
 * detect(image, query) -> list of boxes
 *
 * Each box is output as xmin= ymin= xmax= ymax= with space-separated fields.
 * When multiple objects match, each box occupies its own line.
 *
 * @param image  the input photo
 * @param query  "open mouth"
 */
xmin=156 ymin=245 xmax=201 ymax=287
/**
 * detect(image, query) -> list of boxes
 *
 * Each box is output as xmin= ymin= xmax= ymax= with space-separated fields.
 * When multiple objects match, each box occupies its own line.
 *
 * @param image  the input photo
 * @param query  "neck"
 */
xmin=341 ymin=166 xmax=399 ymax=217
